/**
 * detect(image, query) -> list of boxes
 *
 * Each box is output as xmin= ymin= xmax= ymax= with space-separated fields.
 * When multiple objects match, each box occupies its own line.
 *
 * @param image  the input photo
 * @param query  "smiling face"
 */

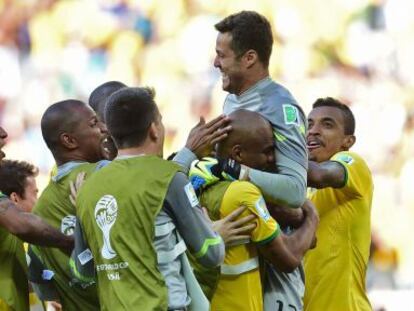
xmin=12 ymin=176 xmax=38 ymax=213
xmin=71 ymin=105 xmax=109 ymax=162
xmin=214 ymin=32 xmax=246 ymax=95
xmin=307 ymin=106 xmax=355 ymax=162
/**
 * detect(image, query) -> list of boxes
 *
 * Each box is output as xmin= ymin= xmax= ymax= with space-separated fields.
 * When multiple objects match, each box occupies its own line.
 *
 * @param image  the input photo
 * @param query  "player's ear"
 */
xmin=230 ymin=144 xmax=243 ymax=163
xmin=9 ymin=192 xmax=19 ymax=204
xmin=60 ymin=133 xmax=78 ymax=149
xmin=342 ymin=135 xmax=355 ymax=150
xmin=148 ymin=122 xmax=158 ymax=141
xmin=243 ymin=49 xmax=258 ymax=69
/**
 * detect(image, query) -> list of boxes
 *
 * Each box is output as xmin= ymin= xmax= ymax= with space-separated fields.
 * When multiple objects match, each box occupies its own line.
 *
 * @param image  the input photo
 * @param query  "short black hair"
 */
xmin=0 ymin=160 xmax=38 ymax=198
xmin=215 ymin=11 xmax=273 ymax=67
xmin=105 ymin=87 xmax=158 ymax=149
xmin=312 ymin=97 xmax=355 ymax=135
xmin=89 ymin=81 xmax=127 ymax=122
xmin=41 ymin=99 xmax=86 ymax=152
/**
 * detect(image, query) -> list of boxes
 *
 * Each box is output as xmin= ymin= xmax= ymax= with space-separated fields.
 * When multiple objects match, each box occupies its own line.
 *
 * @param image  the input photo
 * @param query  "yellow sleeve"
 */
xmin=222 ymin=181 xmax=280 ymax=245
xmin=330 ymin=151 xmax=373 ymax=198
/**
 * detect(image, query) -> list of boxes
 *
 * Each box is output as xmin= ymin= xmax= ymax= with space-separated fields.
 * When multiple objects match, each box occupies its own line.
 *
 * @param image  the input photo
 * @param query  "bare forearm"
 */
xmin=260 ymin=200 xmax=318 ymax=272
xmin=282 ymin=217 xmax=317 ymax=261
xmin=307 ymin=160 xmax=345 ymax=188
xmin=0 ymin=199 xmax=73 ymax=251
xmin=16 ymin=213 xmax=73 ymax=250
xmin=267 ymin=204 xmax=304 ymax=228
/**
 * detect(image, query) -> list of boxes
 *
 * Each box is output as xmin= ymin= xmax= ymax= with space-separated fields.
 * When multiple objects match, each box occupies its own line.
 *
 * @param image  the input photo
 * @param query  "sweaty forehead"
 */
xmin=216 ymin=32 xmax=233 ymax=49
xmin=309 ymin=106 xmax=345 ymax=125
xmin=74 ymin=104 xmax=96 ymax=120
xmin=65 ymin=104 xmax=96 ymax=130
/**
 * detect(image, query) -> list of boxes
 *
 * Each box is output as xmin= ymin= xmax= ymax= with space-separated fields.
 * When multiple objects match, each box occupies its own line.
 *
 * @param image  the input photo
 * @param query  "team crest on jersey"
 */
xmin=184 ymin=183 xmax=199 ymax=208
xmin=61 ymin=215 xmax=76 ymax=236
xmin=337 ymin=154 xmax=354 ymax=165
xmin=283 ymin=104 xmax=300 ymax=126
xmin=255 ymin=196 xmax=270 ymax=222
xmin=95 ymin=195 xmax=118 ymax=259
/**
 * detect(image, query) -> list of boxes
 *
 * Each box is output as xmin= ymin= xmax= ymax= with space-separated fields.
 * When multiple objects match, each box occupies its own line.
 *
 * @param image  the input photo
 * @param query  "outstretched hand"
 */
xmin=203 ymin=206 xmax=256 ymax=246
xmin=185 ymin=115 xmax=231 ymax=158
xmin=69 ymin=172 xmax=86 ymax=207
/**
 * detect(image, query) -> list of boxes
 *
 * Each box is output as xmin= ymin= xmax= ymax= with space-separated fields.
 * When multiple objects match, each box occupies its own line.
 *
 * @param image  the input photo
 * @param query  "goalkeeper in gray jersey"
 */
xmin=178 ymin=11 xmax=309 ymax=311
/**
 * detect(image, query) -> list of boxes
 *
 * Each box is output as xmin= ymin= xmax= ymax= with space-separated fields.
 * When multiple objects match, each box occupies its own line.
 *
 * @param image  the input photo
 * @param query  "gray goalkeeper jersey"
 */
xmin=263 ymin=263 xmax=305 ymax=311
xmin=263 ymin=227 xmax=305 ymax=311
xmin=223 ymin=77 xmax=308 ymax=208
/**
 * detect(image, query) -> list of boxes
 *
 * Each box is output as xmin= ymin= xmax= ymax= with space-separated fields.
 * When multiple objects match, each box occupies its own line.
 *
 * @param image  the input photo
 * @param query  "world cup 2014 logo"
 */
xmin=61 ymin=215 xmax=76 ymax=236
xmin=95 ymin=195 xmax=118 ymax=260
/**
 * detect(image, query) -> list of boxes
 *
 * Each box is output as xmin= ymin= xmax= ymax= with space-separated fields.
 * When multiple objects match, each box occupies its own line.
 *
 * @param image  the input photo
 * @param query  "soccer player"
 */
xmin=0 ymin=160 xmax=62 ymax=310
xmin=174 ymin=12 xmax=307 ymax=210
xmin=210 ymin=11 xmax=307 ymax=208
xmin=88 ymin=81 xmax=127 ymax=160
xmin=76 ymin=87 xmax=225 ymax=310
xmin=30 ymin=100 xmax=109 ymax=310
xmin=188 ymin=12 xmax=309 ymax=309
xmin=304 ymin=98 xmax=373 ymax=311
xmin=0 ymin=126 xmax=73 ymax=311
xmin=0 ymin=160 xmax=39 ymax=212
xmin=189 ymin=110 xmax=318 ymax=311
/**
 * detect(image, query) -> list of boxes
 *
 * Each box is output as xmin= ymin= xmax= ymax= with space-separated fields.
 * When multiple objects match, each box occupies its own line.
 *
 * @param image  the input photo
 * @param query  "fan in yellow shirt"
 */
xmin=190 ymin=109 xmax=318 ymax=311
xmin=305 ymin=97 xmax=373 ymax=311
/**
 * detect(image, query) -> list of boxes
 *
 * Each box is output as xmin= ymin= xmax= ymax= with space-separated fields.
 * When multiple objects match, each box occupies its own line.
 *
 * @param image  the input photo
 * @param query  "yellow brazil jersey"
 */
xmin=304 ymin=151 xmax=373 ymax=311
xmin=211 ymin=181 xmax=280 ymax=311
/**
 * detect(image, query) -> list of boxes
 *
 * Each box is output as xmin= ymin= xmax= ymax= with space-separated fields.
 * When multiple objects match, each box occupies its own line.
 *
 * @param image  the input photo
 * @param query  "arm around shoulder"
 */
xmin=248 ymin=168 xmax=306 ymax=208
xmin=258 ymin=199 xmax=318 ymax=272
xmin=307 ymin=160 xmax=346 ymax=189
xmin=0 ymin=198 xmax=73 ymax=251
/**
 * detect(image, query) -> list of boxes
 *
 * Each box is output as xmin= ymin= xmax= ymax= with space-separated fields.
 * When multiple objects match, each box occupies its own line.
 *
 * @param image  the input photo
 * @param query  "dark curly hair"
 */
xmin=0 ymin=160 xmax=38 ymax=198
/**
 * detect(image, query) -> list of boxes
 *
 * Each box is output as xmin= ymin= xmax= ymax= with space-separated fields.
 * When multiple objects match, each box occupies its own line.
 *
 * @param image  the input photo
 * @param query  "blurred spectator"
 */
xmin=367 ymin=232 xmax=399 ymax=290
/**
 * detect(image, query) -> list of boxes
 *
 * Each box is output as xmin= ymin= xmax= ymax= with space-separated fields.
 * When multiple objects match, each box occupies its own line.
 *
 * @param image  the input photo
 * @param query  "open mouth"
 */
xmin=307 ymin=140 xmax=323 ymax=151
xmin=102 ymin=137 xmax=110 ymax=154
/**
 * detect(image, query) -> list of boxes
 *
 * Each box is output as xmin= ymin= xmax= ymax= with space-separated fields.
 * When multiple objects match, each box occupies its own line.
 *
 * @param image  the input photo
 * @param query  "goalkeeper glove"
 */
xmin=189 ymin=157 xmax=245 ymax=191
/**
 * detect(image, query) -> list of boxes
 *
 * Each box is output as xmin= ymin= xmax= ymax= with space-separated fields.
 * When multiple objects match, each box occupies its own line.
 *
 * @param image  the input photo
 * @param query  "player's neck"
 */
xmin=117 ymin=143 xmax=161 ymax=158
xmin=236 ymin=69 xmax=269 ymax=96
xmin=55 ymin=152 xmax=95 ymax=166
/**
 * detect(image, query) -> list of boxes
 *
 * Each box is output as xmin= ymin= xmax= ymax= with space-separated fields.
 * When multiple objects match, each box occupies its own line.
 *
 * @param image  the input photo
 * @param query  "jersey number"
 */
xmin=276 ymin=300 xmax=297 ymax=311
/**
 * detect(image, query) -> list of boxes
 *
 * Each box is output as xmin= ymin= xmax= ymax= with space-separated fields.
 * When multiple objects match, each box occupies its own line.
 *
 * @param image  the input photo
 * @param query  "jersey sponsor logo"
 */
xmin=184 ymin=182 xmax=200 ymax=208
xmin=337 ymin=154 xmax=354 ymax=165
xmin=61 ymin=215 xmax=76 ymax=236
xmin=283 ymin=104 xmax=300 ymax=126
xmin=95 ymin=195 xmax=118 ymax=260
xmin=255 ymin=196 xmax=270 ymax=222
